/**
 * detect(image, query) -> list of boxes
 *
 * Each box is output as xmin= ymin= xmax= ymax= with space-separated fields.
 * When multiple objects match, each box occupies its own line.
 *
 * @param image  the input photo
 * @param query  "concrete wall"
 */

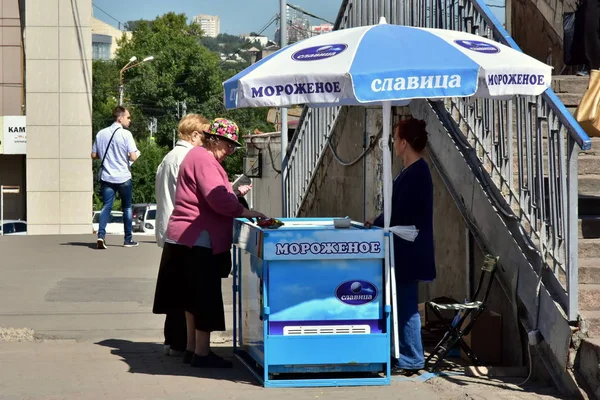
xmin=0 ymin=0 xmax=26 ymax=219
xmin=25 ymin=0 xmax=93 ymax=234
xmin=244 ymin=133 xmax=282 ymax=218
xmin=510 ymin=0 xmax=578 ymax=72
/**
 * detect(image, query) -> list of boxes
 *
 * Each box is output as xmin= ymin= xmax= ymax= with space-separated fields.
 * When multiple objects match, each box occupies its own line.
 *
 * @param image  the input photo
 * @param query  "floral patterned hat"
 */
xmin=206 ymin=118 xmax=242 ymax=147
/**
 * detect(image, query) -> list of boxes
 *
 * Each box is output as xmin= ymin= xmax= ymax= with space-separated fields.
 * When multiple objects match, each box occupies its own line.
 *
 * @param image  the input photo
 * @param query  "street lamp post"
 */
xmin=119 ymin=55 xmax=155 ymax=105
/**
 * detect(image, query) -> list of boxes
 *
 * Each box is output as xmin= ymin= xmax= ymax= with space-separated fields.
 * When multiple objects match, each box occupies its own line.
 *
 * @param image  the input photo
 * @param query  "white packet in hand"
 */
xmin=389 ymin=225 xmax=419 ymax=242
xmin=129 ymin=150 xmax=141 ymax=167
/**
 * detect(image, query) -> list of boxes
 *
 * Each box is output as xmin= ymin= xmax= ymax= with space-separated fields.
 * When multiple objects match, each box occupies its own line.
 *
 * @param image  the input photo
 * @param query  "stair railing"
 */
xmin=284 ymin=0 xmax=591 ymax=320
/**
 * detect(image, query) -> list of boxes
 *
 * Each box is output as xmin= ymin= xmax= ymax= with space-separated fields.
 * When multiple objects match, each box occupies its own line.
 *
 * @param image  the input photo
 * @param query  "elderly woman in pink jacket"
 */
xmin=153 ymin=118 xmax=265 ymax=368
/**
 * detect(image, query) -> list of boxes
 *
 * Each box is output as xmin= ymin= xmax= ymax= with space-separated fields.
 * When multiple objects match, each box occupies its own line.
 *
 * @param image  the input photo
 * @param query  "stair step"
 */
xmin=552 ymin=76 xmax=589 ymax=94
xmin=579 ymin=175 xmax=600 ymax=196
xmin=580 ymin=239 xmax=600 ymax=258
xmin=579 ymin=284 xmax=600 ymax=310
xmin=557 ymin=93 xmax=583 ymax=107
xmin=579 ymin=259 xmax=600 ymax=284
xmin=575 ymin=338 xmax=600 ymax=392
xmin=579 ymin=155 xmax=600 ymax=174
xmin=580 ymin=216 xmax=600 ymax=239
xmin=581 ymin=311 xmax=600 ymax=337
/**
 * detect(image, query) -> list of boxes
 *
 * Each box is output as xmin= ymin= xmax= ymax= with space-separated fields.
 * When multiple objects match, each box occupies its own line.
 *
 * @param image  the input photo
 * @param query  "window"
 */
xmin=13 ymin=222 xmax=26 ymax=233
xmin=92 ymin=42 xmax=111 ymax=60
xmin=92 ymin=34 xmax=112 ymax=60
xmin=146 ymin=210 xmax=156 ymax=220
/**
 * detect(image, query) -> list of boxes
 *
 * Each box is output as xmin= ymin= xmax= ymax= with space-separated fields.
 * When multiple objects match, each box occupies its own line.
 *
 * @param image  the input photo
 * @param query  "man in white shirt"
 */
xmin=92 ymin=106 xmax=139 ymax=249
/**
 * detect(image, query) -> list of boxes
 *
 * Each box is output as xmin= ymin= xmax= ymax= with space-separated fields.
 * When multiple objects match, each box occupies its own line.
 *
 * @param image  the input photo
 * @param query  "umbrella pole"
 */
xmin=381 ymin=101 xmax=400 ymax=360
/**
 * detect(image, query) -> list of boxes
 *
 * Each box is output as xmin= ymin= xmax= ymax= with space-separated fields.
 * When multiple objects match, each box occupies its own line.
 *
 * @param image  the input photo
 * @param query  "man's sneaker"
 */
xmin=97 ymin=238 xmax=107 ymax=250
xmin=123 ymin=240 xmax=139 ymax=248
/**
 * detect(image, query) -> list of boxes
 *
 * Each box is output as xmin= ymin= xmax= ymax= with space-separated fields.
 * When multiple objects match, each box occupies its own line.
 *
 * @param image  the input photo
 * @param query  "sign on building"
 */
xmin=2 ymin=116 xmax=26 ymax=154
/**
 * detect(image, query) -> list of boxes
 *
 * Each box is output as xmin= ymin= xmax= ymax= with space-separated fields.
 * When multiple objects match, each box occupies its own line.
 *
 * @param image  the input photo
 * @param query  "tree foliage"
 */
xmin=92 ymin=12 xmax=275 ymax=205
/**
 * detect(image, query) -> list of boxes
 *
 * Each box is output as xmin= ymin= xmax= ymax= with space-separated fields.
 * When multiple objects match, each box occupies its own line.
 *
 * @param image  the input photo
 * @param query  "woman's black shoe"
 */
xmin=182 ymin=350 xmax=194 ymax=364
xmin=190 ymin=352 xmax=233 ymax=368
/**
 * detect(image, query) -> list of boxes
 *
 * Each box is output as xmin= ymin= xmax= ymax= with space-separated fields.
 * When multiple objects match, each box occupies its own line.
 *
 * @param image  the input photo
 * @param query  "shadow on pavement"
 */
xmin=95 ymin=339 xmax=257 ymax=385
xmin=59 ymin=241 xmax=98 ymax=249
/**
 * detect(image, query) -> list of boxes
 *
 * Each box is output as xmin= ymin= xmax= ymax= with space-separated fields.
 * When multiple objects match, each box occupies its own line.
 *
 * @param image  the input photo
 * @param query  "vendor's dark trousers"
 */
xmin=164 ymin=311 xmax=187 ymax=352
xmin=583 ymin=0 xmax=600 ymax=69
xmin=394 ymin=281 xmax=425 ymax=370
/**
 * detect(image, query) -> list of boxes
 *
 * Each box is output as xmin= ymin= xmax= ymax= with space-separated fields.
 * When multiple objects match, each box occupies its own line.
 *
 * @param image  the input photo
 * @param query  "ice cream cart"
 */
xmin=231 ymin=217 xmax=391 ymax=388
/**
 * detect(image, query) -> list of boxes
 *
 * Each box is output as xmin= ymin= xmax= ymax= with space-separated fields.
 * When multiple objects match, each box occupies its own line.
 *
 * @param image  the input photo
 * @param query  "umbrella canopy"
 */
xmin=224 ymin=19 xmax=552 ymax=109
xmin=223 ymin=18 xmax=551 ymax=360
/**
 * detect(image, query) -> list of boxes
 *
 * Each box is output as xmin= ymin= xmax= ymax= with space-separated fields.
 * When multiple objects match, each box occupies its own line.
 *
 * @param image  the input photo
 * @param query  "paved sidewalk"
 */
xmin=0 ymin=340 xmax=563 ymax=400
xmin=0 ymin=235 xmax=566 ymax=399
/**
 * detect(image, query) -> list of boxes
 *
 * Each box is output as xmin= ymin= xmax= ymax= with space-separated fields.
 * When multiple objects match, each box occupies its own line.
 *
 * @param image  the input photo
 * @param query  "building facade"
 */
xmin=311 ymin=23 xmax=333 ymax=35
xmin=0 ymin=0 xmax=93 ymax=234
xmin=192 ymin=14 xmax=219 ymax=38
xmin=92 ymin=17 xmax=131 ymax=60
xmin=0 ymin=0 xmax=26 ymax=222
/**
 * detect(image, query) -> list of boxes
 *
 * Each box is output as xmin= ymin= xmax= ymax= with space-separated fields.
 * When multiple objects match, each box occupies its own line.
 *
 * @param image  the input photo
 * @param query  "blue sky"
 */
xmin=92 ymin=0 xmax=505 ymax=39
xmin=92 ymin=0 xmax=341 ymax=38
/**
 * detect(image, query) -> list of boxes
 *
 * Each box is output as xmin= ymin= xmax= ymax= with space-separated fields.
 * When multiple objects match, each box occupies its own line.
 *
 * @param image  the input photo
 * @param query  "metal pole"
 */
xmin=280 ymin=0 xmax=288 ymax=217
xmin=567 ymin=136 xmax=579 ymax=321
xmin=119 ymin=68 xmax=125 ymax=106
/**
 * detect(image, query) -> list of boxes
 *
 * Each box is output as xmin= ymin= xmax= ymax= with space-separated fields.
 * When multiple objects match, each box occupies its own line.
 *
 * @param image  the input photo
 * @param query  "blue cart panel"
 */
xmin=232 ymin=218 xmax=391 ymax=388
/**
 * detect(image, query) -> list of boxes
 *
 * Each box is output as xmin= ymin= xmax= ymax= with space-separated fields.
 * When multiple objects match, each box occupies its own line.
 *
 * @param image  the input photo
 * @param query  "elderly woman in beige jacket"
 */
xmin=154 ymin=114 xmax=252 ymax=357
xmin=154 ymin=113 xmax=210 ymax=356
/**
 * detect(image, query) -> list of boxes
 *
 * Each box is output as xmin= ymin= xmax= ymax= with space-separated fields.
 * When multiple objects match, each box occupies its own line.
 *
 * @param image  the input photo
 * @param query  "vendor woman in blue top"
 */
xmin=365 ymin=118 xmax=436 ymax=376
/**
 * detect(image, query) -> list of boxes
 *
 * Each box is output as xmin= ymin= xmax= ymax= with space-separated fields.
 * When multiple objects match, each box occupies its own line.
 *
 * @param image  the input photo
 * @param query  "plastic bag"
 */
xmin=389 ymin=225 xmax=419 ymax=242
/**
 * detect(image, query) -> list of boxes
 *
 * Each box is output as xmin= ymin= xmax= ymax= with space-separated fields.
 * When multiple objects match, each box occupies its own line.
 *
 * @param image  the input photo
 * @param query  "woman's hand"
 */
xmin=237 ymin=184 xmax=252 ymax=196
xmin=364 ymin=217 xmax=375 ymax=228
xmin=241 ymin=208 xmax=266 ymax=219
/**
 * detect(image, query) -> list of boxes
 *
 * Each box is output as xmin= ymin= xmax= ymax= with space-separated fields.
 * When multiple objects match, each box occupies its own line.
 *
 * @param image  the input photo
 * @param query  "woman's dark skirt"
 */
xmin=152 ymin=242 xmax=226 ymax=332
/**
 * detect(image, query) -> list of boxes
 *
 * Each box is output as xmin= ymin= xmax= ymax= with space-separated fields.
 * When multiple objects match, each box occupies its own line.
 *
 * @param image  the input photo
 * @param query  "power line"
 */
xmin=287 ymin=3 xmax=334 ymax=25
xmin=92 ymin=3 xmax=124 ymax=28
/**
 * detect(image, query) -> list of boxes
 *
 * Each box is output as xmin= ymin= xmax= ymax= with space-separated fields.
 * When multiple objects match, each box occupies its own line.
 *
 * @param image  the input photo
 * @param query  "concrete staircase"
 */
xmin=553 ymin=75 xmax=600 ymax=396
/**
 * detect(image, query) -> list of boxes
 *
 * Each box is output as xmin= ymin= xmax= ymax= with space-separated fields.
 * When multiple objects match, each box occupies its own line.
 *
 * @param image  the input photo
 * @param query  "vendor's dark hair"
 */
xmin=394 ymin=118 xmax=428 ymax=152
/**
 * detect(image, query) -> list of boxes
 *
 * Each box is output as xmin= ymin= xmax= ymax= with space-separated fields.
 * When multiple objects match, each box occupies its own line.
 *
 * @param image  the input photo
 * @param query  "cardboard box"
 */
xmin=460 ymin=310 xmax=502 ymax=365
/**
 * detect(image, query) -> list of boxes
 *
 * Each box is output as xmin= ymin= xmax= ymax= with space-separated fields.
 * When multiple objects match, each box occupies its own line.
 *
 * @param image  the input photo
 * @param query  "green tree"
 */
xmin=115 ymin=13 xmax=223 ymax=147
xmin=131 ymin=139 xmax=169 ymax=203
xmin=92 ymin=59 xmax=119 ymax=136
xmin=91 ymin=12 xmax=276 ymax=207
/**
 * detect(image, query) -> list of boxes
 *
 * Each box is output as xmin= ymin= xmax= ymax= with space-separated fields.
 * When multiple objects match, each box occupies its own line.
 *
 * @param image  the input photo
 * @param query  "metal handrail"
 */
xmin=469 ymin=0 xmax=591 ymax=151
xmin=285 ymin=0 xmax=585 ymax=320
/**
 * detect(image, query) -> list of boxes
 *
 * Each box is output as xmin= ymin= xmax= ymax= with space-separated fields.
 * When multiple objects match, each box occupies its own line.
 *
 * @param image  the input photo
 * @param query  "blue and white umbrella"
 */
xmin=223 ymin=18 xmax=551 ymax=360
xmin=224 ymin=18 xmax=551 ymax=109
